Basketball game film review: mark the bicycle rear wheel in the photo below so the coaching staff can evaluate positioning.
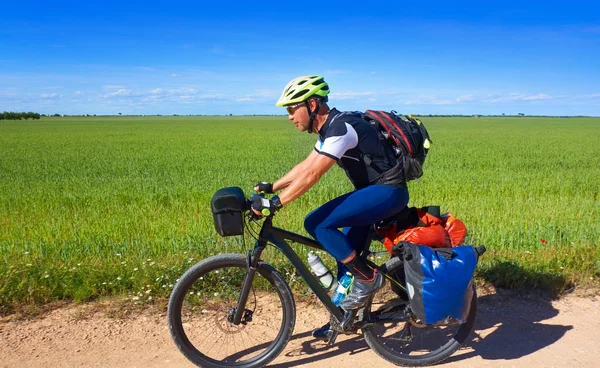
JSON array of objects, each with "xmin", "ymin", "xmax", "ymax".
[
  {"xmin": 363, "ymin": 258, "xmax": 477, "ymax": 366},
  {"xmin": 168, "ymin": 254, "xmax": 296, "ymax": 368}
]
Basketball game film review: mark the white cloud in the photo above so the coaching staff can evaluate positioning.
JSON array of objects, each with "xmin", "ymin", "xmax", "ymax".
[
  {"xmin": 40, "ymin": 93, "xmax": 62, "ymax": 99},
  {"xmin": 150, "ymin": 88, "xmax": 163, "ymax": 94},
  {"xmin": 171, "ymin": 73, "xmax": 179, "ymax": 77},
  {"xmin": 103, "ymin": 89, "xmax": 132, "ymax": 98},
  {"xmin": 522, "ymin": 94, "xmax": 552, "ymax": 101},
  {"xmin": 484, "ymin": 93, "xmax": 553, "ymax": 103},
  {"xmin": 456, "ymin": 95, "xmax": 474, "ymax": 102}
]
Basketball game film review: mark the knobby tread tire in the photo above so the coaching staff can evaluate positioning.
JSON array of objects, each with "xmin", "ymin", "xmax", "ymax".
[{"xmin": 167, "ymin": 253, "xmax": 296, "ymax": 368}]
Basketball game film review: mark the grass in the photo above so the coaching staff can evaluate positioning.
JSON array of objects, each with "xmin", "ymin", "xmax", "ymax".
[{"xmin": 1, "ymin": 115, "xmax": 599, "ymax": 314}]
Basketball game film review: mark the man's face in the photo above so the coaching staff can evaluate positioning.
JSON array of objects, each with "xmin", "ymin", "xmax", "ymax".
[{"xmin": 287, "ymin": 99, "xmax": 316, "ymax": 132}]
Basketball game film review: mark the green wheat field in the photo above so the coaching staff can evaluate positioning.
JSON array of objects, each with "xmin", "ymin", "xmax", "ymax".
[{"xmin": 1, "ymin": 116, "xmax": 599, "ymax": 314}]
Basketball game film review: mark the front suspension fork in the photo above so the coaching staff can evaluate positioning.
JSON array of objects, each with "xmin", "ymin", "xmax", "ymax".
[{"xmin": 232, "ymin": 241, "xmax": 266, "ymax": 325}]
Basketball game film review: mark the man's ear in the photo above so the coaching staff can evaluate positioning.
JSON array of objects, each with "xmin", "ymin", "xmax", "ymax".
[{"xmin": 308, "ymin": 98, "xmax": 319, "ymax": 113}]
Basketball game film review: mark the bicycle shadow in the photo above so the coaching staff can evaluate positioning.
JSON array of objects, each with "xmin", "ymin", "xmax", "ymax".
[
  {"xmin": 445, "ymin": 289, "xmax": 573, "ymax": 363},
  {"xmin": 269, "ymin": 260, "xmax": 574, "ymax": 367},
  {"xmin": 268, "ymin": 330, "xmax": 370, "ymax": 368},
  {"xmin": 445, "ymin": 260, "xmax": 574, "ymax": 363},
  {"xmin": 269, "ymin": 289, "xmax": 573, "ymax": 367}
]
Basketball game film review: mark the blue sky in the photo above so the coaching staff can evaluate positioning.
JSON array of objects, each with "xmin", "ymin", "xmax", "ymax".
[{"xmin": 1, "ymin": 1, "xmax": 599, "ymax": 116}]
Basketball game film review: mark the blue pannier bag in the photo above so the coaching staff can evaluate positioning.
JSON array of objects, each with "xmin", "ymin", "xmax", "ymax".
[{"xmin": 401, "ymin": 242, "xmax": 481, "ymax": 325}]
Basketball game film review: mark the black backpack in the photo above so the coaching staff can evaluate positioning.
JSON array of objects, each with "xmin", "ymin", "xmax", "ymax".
[{"xmin": 362, "ymin": 110, "xmax": 432, "ymax": 181}]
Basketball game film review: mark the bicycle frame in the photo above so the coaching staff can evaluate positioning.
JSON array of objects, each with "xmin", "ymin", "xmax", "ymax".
[{"xmin": 232, "ymin": 216, "xmax": 344, "ymax": 325}]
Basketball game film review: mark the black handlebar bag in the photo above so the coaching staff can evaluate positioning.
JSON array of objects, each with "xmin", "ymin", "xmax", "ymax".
[
  {"xmin": 402, "ymin": 242, "xmax": 478, "ymax": 325},
  {"xmin": 211, "ymin": 187, "xmax": 245, "ymax": 237}
]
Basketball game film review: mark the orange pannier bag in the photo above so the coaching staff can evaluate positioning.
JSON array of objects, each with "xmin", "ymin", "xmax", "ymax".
[
  {"xmin": 376, "ymin": 207, "xmax": 468, "ymax": 254},
  {"xmin": 443, "ymin": 213, "xmax": 467, "ymax": 246}
]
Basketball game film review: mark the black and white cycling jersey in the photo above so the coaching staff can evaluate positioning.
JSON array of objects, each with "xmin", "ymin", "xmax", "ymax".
[{"xmin": 314, "ymin": 108, "xmax": 404, "ymax": 189}]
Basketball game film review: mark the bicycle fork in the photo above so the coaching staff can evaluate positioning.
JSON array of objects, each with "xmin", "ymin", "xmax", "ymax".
[{"xmin": 231, "ymin": 243, "xmax": 266, "ymax": 325}]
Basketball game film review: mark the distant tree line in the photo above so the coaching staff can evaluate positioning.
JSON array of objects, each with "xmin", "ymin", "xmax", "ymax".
[{"xmin": 0, "ymin": 111, "xmax": 41, "ymax": 120}]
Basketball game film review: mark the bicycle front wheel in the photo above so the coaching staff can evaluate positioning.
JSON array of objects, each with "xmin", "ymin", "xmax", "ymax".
[{"xmin": 168, "ymin": 254, "xmax": 296, "ymax": 368}]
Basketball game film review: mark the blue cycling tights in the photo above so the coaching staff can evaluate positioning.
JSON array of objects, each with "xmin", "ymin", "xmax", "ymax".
[{"xmin": 304, "ymin": 184, "xmax": 409, "ymax": 278}]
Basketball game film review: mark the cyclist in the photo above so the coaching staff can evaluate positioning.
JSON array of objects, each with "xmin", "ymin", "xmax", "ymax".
[{"xmin": 251, "ymin": 75, "xmax": 409, "ymax": 338}]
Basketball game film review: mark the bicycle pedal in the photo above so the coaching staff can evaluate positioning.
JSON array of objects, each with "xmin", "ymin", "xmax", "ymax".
[
  {"xmin": 340, "ymin": 309, "xmax": 357, "ymax": 331},
  {"xmin": 311, "ymin": 322, "xmax": 333, "ymax": 341},
  {"xmin": 327, "ymin": 330, "xmax": 339, "ymax": 346}
]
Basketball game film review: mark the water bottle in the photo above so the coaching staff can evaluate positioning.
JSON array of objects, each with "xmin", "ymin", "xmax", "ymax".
[
  {"xmin": 307, "ymin": 252, "xmax": 336, "ymax": 290},
  {"xmin": 331, "ymin": 272, "xmax": 354, "ymax": 306}
]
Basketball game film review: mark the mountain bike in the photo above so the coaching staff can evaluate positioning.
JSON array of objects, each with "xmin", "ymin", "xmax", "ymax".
[{"xmin": 168, "ymin": 188, "xmax": 482, "ymax": 367}]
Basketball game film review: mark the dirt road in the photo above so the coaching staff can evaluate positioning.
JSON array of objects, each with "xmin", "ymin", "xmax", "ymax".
[{"xmin": 1, "ymin": 291, "xmax": 599, "ymax": 368}]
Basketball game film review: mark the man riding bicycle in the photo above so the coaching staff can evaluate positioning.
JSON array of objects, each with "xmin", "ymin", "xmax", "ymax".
[{"xmin": 251, "ymin": 75, "xmax": 409, "ymax": 338}]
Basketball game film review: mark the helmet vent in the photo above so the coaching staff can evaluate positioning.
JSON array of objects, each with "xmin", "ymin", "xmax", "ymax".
[{"xmin": 291, "ymin": 90, "xmax": 309, "ymax": 100}]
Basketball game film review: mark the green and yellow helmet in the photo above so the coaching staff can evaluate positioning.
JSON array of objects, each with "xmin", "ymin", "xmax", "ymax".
[{"xmin": 275, "ymin": 75, "xmax": 330, "ymax": 106}]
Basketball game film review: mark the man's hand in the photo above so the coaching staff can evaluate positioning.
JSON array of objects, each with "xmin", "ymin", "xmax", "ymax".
[
  {"xmin": 254, "ymin": 181, "xmax": 274, "ymax": 194},
  {"xmin": 251, "ymin": 195, "xmax": 283, "ymax": 217}
]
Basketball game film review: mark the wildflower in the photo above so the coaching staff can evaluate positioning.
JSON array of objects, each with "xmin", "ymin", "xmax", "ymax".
[
  {"xmin": 44, "ymin": 274, "xmax": 49, "ymax": 278},
  {"xmin": 116, "ymin": 253, "xmax": 122, "ymax": 257},
  {"xmin": 145, "ymin": 289, "xmax": 151, "ymax": 294},
  {"xmin": 132, "ymin": 296, "xmax": 140, "ymax": 301},
  {"xmin": 213, "ymin": 292, "xmax": 219, "ymax": 297},
  {"xmin": 24, "ymin": 251, "xmax": 30, "ymax": 255},
  {"xmin": 102, "ymin": 282, "xmax": 107, "ymax": 285},
  {"xmin": 117, "ymin": 277, "xmax": 122, "ymax": 281},
  {"xmin": 26, "ymin": 264, "xmax": 32, "ymax": 267},
  {"xmin": 133, "ymin": 268, "xmax": 138, "ymax": 271},
  {"xmin": 147, "ymin": 296, "xmax": 152, "ymax": 301},
  {"xmin": 540, "ymin": 238, "xmax": 547, "ymax": 244}
]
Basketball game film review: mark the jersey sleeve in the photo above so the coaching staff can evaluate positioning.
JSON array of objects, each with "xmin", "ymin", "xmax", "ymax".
[{"xmin": 313, "ymin": 122, "xmax": 359, "ymax": 160}]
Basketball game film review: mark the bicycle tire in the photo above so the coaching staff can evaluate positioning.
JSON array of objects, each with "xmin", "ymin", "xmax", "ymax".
[
  {"xmin": 363, "ymin": 258, "xmax": 477, "ymax": 367},
  {"xmin": 168, "ymin": 254, "xmax": 296, "ymax": 368}
]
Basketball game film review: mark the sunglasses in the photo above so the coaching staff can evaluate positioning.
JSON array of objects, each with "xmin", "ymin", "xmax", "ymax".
[{"xmin": 286, "ymin": 102, "xmax": 305, "ymax": 115}]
